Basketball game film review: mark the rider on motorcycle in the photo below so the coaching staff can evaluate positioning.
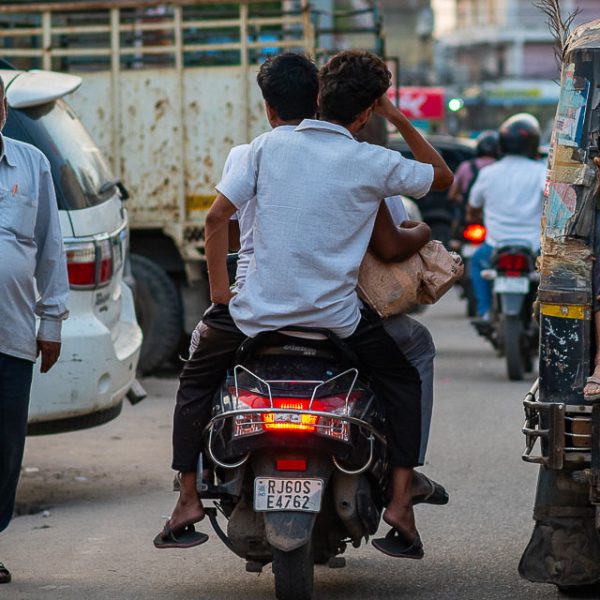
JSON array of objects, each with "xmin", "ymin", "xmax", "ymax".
[
  {"xmin": 448, "ymin": 130, "xmax": 499, "ymax": 207},
  {"xmin": 155, "ymin": 50, "xmax": 453, "ymax": 558},
  {"xmin": 467, "ymin": 113, "xmax": 546, "ymax": 321}
]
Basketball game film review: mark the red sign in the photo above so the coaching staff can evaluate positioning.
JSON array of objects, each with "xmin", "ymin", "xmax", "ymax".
[{"xmin": 387, "ymin": 87, "xmax": 445, "ymax": 121}]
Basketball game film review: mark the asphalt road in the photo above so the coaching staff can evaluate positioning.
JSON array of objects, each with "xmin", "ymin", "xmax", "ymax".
[{"xmin": 1, "ymin": 293, "xmax": 571, "ymax": 600}]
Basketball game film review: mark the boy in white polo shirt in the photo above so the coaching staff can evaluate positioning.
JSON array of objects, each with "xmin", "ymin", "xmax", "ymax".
[{"xmin": 159, "ymin": 51, "xmax": 453, "ymax": 559}]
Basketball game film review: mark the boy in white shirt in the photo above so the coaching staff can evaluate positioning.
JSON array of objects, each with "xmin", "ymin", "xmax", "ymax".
[{"xmin": 158, "ymin": 51, "xmax": 452, "ymax": 559}]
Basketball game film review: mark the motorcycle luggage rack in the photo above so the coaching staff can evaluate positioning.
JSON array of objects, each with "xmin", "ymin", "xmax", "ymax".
[
  {"xmin": 205, "ymin": 365, "xmax": 385, "ymax": 474},
  {"xmin": 522, "ymin": 378, "xmax": 592, "ymax": 469}
]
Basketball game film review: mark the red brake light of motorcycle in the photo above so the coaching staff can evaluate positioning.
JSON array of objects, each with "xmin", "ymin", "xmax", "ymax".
[
  {"xmin": 497, "ymin": 252, "xmax": 528, "ymax": 276},
  {"xmin": 463, "ymin": 223, "xmax": 486, "ymax": 244},
  {"xmin": 231, "ymin": 388, "xmax": 361, "ymax": 442},
  {"xmin": 276, "ymin": 459, "xmax": 307, "ymax": 471}
]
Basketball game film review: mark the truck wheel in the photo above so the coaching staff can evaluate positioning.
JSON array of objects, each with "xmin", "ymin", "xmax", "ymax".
[
  {"xmin": 503, "ymin": 317, "xmax": 524, "ymax": 381},
  {"xmin": 130, "ymin": 254, "xmax": 183, "ymax": 375},
  {"xmin": 272, "ymin": 544, "xmax": 314, "ymax": 600}
]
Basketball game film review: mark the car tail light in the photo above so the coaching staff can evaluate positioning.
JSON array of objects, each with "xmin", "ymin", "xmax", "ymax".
[
  {"xmin": 231, "ymin": 388, "xmax": 361, "ymax": 442},
  {"xmin": 65, "ymin": 238, "xmax": 114, "ymax": 289},
  {"xmin": 463, "ymin": 223, "xmax": 486, "ymax": 244},
  {"xmin": 497, "ymin": 252, "xmax": 528, "ymax": 276}
]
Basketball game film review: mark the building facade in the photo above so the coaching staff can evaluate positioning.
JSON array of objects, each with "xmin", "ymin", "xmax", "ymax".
[{"xmin": 437, "ymin": 0, "xmax": 600, "ymax": 131}]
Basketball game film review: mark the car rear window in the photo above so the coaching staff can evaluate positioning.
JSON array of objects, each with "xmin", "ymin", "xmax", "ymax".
[{"xmin": 4, "ymin": 99, "xmax": 118, "ymax": 210}]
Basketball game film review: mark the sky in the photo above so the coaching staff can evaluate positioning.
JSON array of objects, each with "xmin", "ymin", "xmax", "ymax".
[{"xmin": 432, "ymin": 0, "xmax": 456, "ymax": 35}]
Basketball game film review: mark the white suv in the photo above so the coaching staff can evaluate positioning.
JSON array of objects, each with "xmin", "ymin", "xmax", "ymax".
[{"xmin": 3, "ymin": 69, "xmax": 143, "ymax": 433}]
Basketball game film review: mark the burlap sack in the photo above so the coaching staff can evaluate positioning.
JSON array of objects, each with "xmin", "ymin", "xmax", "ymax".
[{"xmin": 357, "ymin": 240, "xmax": 464, "ymax": 318}]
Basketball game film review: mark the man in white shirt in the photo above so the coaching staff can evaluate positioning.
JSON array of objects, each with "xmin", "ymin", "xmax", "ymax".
[
  {"xmin": 467, "ymin": 113, "xmax": 546, "ymax": 319},
  {"xmin": 0, "ymin": 77, "xmax": 69, "ymax": 584},
  {"xmin": 159, "ymin": 51, "xmax": 453, "ymax": 558}
]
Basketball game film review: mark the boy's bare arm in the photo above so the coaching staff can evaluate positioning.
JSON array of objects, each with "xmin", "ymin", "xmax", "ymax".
[
  {"xmin": 205, "ymin": 193, "xmax": 238, "ymax": 304},
  {"xmin": 374, "ymin": 95, "xmax": 454, "ymax": 191},
  {"xmin": 228, "ymin": 220, "xmax": 241, "ymax": 252},
  {"xmin": 369, "ymin": 202, "xmax": 431, "ymax": 263}
]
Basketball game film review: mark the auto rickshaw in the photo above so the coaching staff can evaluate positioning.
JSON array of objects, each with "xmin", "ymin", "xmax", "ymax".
[{"xmin": 520, "ymin": 18, "xmax": 600, "ymax": 593}]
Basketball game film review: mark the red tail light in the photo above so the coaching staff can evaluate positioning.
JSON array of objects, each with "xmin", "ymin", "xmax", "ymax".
[
  {"xmin": 65, "ymin": 239, "xmax": 113, "ymax": 289},
  {"xmin": 463, "ymin": 223, "xmax": 486, "ymax": 244},
  {"xmin": 232, "ymin": 388, "xmax": 361, "ymax": 441},
  {"xmin": 276, "ymin": 459, "xmax": 307, "ymax": 471},
  {"xmin": 497, "ymin": 252, "xmax": 529, "ymax": 276}
]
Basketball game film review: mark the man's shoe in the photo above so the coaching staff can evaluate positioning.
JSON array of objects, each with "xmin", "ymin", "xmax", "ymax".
[
  {"xmin": 471, "ymin": 314, "xmax": 493, "ymax": 337},
  {"xmin": 0, "ymin": 563, "xmax": 11, "ymax": 584}
]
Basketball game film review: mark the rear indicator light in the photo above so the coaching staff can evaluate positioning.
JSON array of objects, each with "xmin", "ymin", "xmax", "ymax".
[
  {"xmin": 463, "ymin": 223, "xmax": 486, "ymax": 244},
  {"xmin": 65, "ymin": 237, "xmax": 116, "ymax": 289},
  {"xmin": 497, "ymin": 252, "xmax": 528, "ymax": 276},
  {"xmin": 276, "ymin": 459, "xmax": 307, "ymax": 471},
  {"xmin": 98, "ymin": 239, "xmax": 113, "ymax": 284},
  {"xmin": 232, "ymin": 388, "xmax": 360, "ymax": 441}
]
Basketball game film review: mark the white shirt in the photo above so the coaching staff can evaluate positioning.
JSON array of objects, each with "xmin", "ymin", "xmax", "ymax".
[
  {"xmin": 0, "ymin": 135, "xmax": 69, "ymax": 361},
  {"xmin": 226, "ymin": 126, "xmax": 296, "ymax": 289},
  {"xmin": 469, "ymin": 155, "xmax": 546, "ymax": 250},
  {"xmin": 217, "ymin": 119, "xmax": 433, "ymax": 338}
]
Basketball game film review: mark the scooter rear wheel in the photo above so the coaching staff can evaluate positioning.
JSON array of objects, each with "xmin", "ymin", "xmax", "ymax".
[
  {"xmin": 503, "ymin": 317, "xmax": 524, "ymax": 381},
  {"xmin": 272, "ymin": 543, "xmax": 314, "ymax": 600}
]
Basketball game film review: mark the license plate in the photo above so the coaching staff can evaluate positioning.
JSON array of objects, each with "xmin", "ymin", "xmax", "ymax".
[
  {"xmin": 494, "ymin": 276, "xmax": 529, "ymax": 294},
  {"xmin": 254, "ymin": 477, "xmax": 323, "ymax": 513}
]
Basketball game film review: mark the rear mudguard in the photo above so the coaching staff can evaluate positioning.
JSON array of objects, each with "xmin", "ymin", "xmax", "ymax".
[
  {"xmin": 252, "ymin": 451, "xmax": 333, "ymax": 552},
  {"xmin": 499, "ymin": 292, "xmax": 526, "ymax": 317},
  {"xmin": 263, "ymin": 511, "xmax": 317, "ymax": 553}
]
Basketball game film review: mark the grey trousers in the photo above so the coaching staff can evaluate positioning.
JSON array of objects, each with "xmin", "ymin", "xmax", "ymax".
[{"xmin": 383, "ymin": 314, "xmax": 435, "ymax": 465}]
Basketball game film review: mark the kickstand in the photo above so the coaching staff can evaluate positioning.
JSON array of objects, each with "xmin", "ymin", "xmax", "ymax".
[{"xmin": 205, "ymin": 506, "xmax": 235, "ymax": 552}]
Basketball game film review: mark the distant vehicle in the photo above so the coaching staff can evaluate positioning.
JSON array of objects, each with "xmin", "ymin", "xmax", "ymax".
[
  {"xmin": 388, "ymin": 135, "xmax": 476, "ymax": 247},
  {"xmin": 2, "ymin": 68, "xmax": 143, "ymax": 434}
]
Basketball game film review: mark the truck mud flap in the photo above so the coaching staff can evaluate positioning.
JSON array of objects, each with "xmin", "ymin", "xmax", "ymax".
[
  {"xmin": 263, "ymin": 512, "xmax": 317, "ymax": 553},
  {"xmin": 519, "ymin": 514, "xmax": 600, "ymax": 587}
]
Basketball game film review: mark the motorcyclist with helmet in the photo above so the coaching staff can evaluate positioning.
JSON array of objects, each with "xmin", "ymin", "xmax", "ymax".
[
  {"xmin": 448, "ymin": 130, "xmax": 499, "ymax": 207},
  {"xmin": 466, "ymin": 113, "xmax": 546, "ymax": 322}
]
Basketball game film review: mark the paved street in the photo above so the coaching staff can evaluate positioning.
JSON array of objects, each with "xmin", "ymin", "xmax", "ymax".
[{"xmin": 1, "ymin": 292, "xmax": 568, "ymax": 600}]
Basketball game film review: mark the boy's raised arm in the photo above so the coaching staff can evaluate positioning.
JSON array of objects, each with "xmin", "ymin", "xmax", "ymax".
[{"xmin": 374, "ymin": 95, "xmax": 454, "ymax": 191}]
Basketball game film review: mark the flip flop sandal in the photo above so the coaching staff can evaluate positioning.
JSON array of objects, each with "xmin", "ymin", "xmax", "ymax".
[
  {"xmin": 153, "ymin": 522, "xmax": 209, "ymax": 549},
  {"xmin": 412, "ymin": 474, "xmax": 449, "ymax": 506},
  {"xmin": 584, "ymin": 376, "xmax": 600, "ymax": 401},
  {"xmin": 372, "ymin": 529, "xmax": 424, "ymax": 560},
  {"xmin": 0, "ymin": 562, "xmax": 11, "ymax": 584}
]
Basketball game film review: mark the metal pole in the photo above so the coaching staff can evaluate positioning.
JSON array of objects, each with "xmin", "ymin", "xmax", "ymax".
[{"xmin": 110, "ymin": 7, "xmax": 121, "ymax": 178}]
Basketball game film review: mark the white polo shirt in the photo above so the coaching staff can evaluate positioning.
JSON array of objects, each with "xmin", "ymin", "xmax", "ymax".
[
  {"xmin": 217, "ymin": 119, "xmax": 433, "ymax": 338},
  {"xmin": 469, "ymin": 155, "xmax": 546, "ymax": 250}
]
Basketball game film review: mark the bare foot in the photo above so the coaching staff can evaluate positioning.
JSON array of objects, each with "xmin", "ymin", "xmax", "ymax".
[
  {"xmin": 382, "ymin": 503, "xmax": 417, "ymax": 541},
  {"xmin": 584, "ymin": 368, "xmax": 600, "ymax": 400},
  {"xmin": 168, "ymin": 493, "xmax": 205, "ymax": 533}
]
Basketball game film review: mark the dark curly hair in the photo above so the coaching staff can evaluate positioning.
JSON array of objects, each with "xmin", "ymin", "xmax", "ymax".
[
  {"xmin": 318, "ymin": 50, "xmax": 391, "ymax": 125},
  {"xmin": 257, "ymin": 52, "xmax": 318, "ymax": 121}
]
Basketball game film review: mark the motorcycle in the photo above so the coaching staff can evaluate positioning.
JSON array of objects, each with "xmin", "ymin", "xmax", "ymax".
[
  {"xmin": 451, "ymin": 223, "xmax": 487, "ymax": 318},
  {"xmin": 197, "ymin": 329, "xmax": 391, "ymax": 600},
  {"xmin": 472, "ymin": 242, "xmax": 539, "ymax": 381}
]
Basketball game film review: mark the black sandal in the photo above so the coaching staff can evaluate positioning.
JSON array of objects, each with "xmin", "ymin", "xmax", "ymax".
[
  {"xmin": 372, "ymin": 529, "xmax": 424, "ymax": 559},
  {"xmin": 153, "ymin": 521, "xmax": 209, "ymax": 549},
  {"xmin": 0, "ymin": 562, "xmax": 11, "ymax": 584}
]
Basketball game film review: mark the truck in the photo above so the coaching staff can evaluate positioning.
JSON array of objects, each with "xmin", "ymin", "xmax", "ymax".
[{"xmin": 0, "ymin": 0, "xmax": 316, "ymax": 372}]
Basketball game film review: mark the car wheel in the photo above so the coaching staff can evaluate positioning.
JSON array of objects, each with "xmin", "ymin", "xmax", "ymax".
[{"xmin": 130, "ymin": 254, "xmax": 183, "ymax": 375}]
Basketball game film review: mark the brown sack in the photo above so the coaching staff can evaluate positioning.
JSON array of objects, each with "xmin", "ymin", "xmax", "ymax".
[{"xmin": 357, "ymin": 240, "xmax": 464, "ymax": 318}]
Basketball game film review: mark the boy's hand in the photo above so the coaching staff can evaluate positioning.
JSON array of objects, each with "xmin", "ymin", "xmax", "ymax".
[{"xmin": 373, "ymin": 93, "xmax": 401, "ymax": 121}]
